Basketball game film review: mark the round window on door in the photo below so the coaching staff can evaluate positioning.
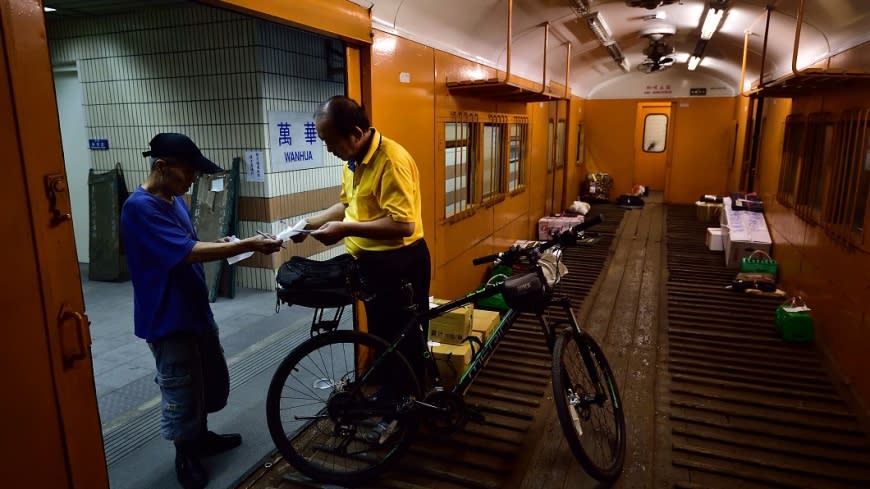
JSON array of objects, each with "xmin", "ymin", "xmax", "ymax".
[{"xmin": 643, "ymin": 113, "xmax": 668, "ymax": 153}]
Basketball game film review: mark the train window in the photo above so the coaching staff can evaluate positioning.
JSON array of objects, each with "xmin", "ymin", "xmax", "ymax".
[
  {"xmin": 852, "ymin": 114, "xmax": 870, "ymax": 241},
  {"xmin": 576, "ymin": 124, "xmax": 585, "ymax": 166},
  {"xmin": 822, "ymin": 108, "xmax": 870, "ymax": 247},
  {"xmin": 794, "ymin": 113, "xmax": 833, "ymax": 222},
  {"xmin": 777, "ymin": 114, "xmax": 805, "ymax": 208},
  {"xmin": 643, "ymin": 114, "xmax": 668, "ymax": 153},
  {"xmin": 483, "ymin": 121, "xmax": 506, "ymax": 201},
  {"xmin": 556, "ymin": 120, "xmax": 566, "ymax": 168},
  {"xmin": 444, "ymin": 120, "xmax": 477, "ymax": 219},
  {"xmin": 508, "ymin": 121, "xmax": 528, "ymax": 192}
]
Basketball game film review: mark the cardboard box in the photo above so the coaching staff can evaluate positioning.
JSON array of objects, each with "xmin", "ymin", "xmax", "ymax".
[
  {"xmin": 430, "ymin": 341, "xmax": 472, "ymax": 388},
  {"xmin": 721, "ymin": 197, "xmax": 772, "ymax": 268},
  {"xmin": 471, "ymin": 309, "xmax": 500, "ymax": 343},
  {"xmin": 706, "ymin": 227, "xmax": 723, "ymax": 251},
  {"xmin": 724, "ymin": 238, "xmax": 771, "ymax": 268},
  {"xmin": 695, "ymin": 201, "xmax": 723, "ymax": 223},
  {"xmin": 537, "ymin": 215, "xmax": 584, "ymax": 240},
  {"xmin": 428, "ymin": 298, "xmax": 473, "ymax": 345}
]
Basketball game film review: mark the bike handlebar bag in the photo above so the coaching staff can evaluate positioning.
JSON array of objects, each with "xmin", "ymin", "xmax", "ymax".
[
  {"xmin": 501, "ymin": 269, "xmax": 549, "ymax": 313},
  {"xmin": 276, "ymin": 253, "xmax": 355, "ymax": 308}
]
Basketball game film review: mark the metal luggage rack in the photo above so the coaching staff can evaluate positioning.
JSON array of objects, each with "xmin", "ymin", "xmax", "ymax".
[{"xmin": 275, "ymin": 287, "xmax": 356, "ymax": 337}]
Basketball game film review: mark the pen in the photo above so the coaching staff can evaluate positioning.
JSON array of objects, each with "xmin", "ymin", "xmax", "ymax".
[{"xmin": 256, "ymin": 230, "xmax": 286, "ymax": 248}]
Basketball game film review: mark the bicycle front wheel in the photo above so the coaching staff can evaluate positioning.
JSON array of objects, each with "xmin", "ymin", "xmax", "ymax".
[
  {"xmin": 266, "ymin": 330, "xmax": 421, "ymax": 485},
  {"xmin": 551, "ymin": 329, "xmax": 626, "ymax": 482}
]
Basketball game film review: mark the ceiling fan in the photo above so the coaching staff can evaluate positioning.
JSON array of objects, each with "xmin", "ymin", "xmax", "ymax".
[
  {"xmin": 637, "ymin": 39, "xmax": 676, "ymax": 73},
  {"xmin": 625, "ymin": 0, "xmax": 680, "ymax": 9}
]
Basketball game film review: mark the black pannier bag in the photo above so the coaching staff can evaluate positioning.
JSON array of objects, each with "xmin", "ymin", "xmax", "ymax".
[
  {"xmin": 276, "ymin": 254, "xmax": 355, "ymax": 308},
  {"xmin": 501, "ymin": 269, "xmax": 550, "ymax": 313},
  {"xmin": 729, "ymin": 191, "xmax": 764, "ymax": 212},
  {"xmin": 617, "ymin": 194, "xmax": 645, "ymax": 209}
]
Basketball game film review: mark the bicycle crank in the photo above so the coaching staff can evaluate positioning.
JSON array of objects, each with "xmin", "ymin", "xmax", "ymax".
[{"xmin": 420, "ymin": 390, "xmax": 470, "ymax": 434}]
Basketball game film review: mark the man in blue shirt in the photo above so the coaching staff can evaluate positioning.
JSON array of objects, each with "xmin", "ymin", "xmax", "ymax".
[{"xmin": 121, "ymin": 133, "xmax": 282, "ymax": 489}]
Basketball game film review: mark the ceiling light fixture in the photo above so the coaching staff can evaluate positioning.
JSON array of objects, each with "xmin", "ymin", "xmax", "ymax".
[
  {"xmin": 586, "ymin": 12, "xmax": 614, "ymax": 46},
  {"xmin": 688, "ymin": 55, "xmax": 701, "ymax": 71},
  {"xmin": 573, "ymin": 4, "xmax": 629, "ymax": 72},
  {"xmin": 700, "ymin": 6, "xmax": 724, "ymax": 40},
  {"xmin": 44, "ymin": 6, "xmax": 56, "ymax": 12}
]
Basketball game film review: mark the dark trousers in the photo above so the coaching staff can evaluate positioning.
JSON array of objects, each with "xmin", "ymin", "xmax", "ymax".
[{"xmin": 356, "ymin": 238, "xmax": 431, "ymax": 382}]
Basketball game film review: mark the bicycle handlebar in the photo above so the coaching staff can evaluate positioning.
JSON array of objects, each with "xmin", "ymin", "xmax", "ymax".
[
  {"xmin": 471, "ymin": 213, "xmax": 604, "ymax": 266},
  {"xmin": 472, "ymin": 253, "xmax": 502, "ymax": 266}
]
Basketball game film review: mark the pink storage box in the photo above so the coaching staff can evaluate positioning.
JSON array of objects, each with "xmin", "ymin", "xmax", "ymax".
[{"xmin": 537, "ymin": 215, "xmax": 585, "ymax": 240}]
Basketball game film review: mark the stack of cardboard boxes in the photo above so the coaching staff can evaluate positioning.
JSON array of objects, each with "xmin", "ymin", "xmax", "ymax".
[
  {"xmin": 428, "ymin": 298, "xmax": 501, "ymax": 387},
  {"xmin": 720, "ymin": 196, "xmax": 772, "ymax": 267}
]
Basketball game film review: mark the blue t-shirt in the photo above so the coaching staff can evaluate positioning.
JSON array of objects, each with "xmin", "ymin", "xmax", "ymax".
[{"xmin": 120, "ymin": 187, "xmax": 214, "ymax": 342}]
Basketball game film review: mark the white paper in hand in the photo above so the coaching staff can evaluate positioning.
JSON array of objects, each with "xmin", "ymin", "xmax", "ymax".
[
  {"xmin": 276, "ymin": 219, "xmax": 309, "ymax": 241},
  {"xmin": 226, "ymin": 235, "xmax": 254, "ymax": 265}
]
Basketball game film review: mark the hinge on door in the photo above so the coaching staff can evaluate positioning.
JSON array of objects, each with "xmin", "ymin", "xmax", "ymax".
[{"xmin": 45, "ymin": 173, "xmax": 72, "ymax": 226}]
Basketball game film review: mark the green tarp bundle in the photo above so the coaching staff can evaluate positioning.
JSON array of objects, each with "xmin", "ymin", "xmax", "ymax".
[{"xmin": 88, "ymin": 163, "xmax": 129, "ymax": 281}]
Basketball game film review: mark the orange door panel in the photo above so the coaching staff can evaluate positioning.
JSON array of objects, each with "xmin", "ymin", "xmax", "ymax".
[
  {"xmin": 1, "ymin": 1, "xmax": 108, "ymax": 487},
  {"xmin": 634, "ymin": 102, "xmax": 672, "ymax": 191}
]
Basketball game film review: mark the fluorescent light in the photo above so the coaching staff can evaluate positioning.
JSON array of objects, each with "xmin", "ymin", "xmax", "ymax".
[
  {"xmin": 688, "ymin": 55, "xmax": 701, "ymax": 71},
  {"xmin": 44, "ymin": 6, "xmax": 56, "ymax": 12},
  {"xmin": 606, "ymin": 43, "xmax": 624, "ymax": 62},
  {"xmin": 587, "ymin": 13, "xmax": 613, "ymax": 46},
  {"xmin": 700, "ymin": 7, "xmax": 724, "ymax": 40}
]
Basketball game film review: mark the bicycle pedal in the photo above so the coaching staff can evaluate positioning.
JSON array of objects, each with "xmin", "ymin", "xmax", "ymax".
[{"xmin": 466, "ymin": 406, "xmax": 485, "ymax": 424}]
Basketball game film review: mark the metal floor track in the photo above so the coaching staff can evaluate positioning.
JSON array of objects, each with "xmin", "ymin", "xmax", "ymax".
[
  {"xmin": 665, "ymin": 205, "xmax": 870, "ymax": 489},
  {"xmin": 238, "ymin": 205, "xmax": 626, "ymax": 489}
]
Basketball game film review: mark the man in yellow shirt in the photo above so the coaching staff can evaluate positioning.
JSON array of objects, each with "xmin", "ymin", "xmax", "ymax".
[{"xmin": 301, "ymin": 96, "xmax": 430, "ymax": 441}]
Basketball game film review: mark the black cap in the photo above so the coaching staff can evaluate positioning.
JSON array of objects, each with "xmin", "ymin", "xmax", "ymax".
[{"xmin": 142, "ymin": 133, "xmax": 222, "ymax": 174}]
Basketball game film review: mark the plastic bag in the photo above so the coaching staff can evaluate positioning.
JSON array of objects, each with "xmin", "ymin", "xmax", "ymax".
[{"xmin": 775, "ymin": 296, "xmax": 814, "ymax": 343}]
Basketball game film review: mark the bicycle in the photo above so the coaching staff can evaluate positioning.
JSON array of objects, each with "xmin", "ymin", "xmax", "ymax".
[{"xmin": 266, "ymin": 214, "xmax": 626, "ymax": 485}]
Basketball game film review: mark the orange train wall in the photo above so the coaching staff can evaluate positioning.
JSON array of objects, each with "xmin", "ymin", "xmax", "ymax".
[
  {"xmin": 584, "ymin": 97, "xmax": 736, "ymax": 203},
  {"xmin": 369, "ymin": 30, "xmax": 574, "ymax": 299},
  {"xmin": 755, "ymin": 88, "xmax": 870, "ymax": 414}
]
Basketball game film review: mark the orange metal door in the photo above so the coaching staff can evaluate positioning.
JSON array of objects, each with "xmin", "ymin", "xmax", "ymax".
[
  {"xmin": 634, "ymin": 102, "xmax": 672, "ymax": 191},
  {"xmin": 1, "ymin": 1, "xmax": 108, "ymax": 487}
]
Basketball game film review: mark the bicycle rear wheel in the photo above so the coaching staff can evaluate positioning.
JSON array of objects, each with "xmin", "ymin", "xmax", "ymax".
[
  {"xmin": 551, "ymin": 329, "xmax": 626, "ymax": 482},
  {"xmin": 266, "ymin": 330, "xmax": 421, "ymax": 485}
]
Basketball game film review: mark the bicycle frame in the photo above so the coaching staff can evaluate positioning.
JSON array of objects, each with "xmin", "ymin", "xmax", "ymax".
[
  {"xmin": 347, "ymin": 215, "xmax": 606, "ymax": 413},
  {"xmin": 362, "ymin": 267, "xmax": 585, "ymax": 400},
  {"xmin": 266, "ymin": 213, "xmax": 625, "ymax": 486}
]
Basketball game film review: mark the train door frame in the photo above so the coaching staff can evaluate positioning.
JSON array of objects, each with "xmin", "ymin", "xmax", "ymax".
[
  {"xmin": 1, "ymin": 1, "xmax": 108, "ymax": 486},
  {"xmin": 634, "ymin": 101, "xmax": 673, "ymax": 193}
]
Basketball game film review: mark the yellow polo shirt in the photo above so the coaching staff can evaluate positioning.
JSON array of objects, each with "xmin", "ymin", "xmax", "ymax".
[{"xmin": 340, "ymin": 128, "xmax": 424, "ymax": 257}]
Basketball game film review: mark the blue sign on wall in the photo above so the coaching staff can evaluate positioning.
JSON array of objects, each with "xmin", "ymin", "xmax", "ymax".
[{"xmin": 88, "ymin": 139, "xmax": 109, "ymax": 150}]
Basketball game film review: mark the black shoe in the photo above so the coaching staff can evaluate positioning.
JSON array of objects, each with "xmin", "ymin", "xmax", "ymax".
[
  {"xmin": 175, "ymin": 448, "xmax": 208, "ymax": 489},
  {"xmin": 363, "ymin": 419, "xmax": 399, "ymax": 445},
  {"xmin": 198, "ymin": 431, "xmax": 242, "ymax": 456}
]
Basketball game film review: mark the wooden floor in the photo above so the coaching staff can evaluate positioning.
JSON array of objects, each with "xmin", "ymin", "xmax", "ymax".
[
  {"xmin": 237, "ymin": 196, "xmax": 870, "ymax": 489},
  {"xmin": 236, "ymin": 198, "xmax": 664, "ymax": 489},
  {"xmin": 515, "ymin": 196, "xmax": 666, "ymax": 489}
]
